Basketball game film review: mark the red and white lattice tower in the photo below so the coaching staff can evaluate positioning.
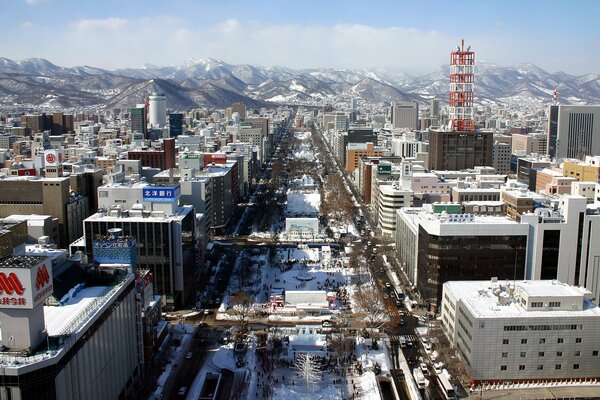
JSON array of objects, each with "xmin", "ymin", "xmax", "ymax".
[{"xmin": 449, "ymin": 39, "xmax": 475, "ymax": 132}]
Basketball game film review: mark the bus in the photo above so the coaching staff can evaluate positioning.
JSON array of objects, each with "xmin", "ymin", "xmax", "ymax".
[
  {"xmin": 412, "ymin": 368, "xmax": 427, "ymax": 389},
  {"xmin": 436, "ymin": 370, "xmax": 456, "ymax": 400}
]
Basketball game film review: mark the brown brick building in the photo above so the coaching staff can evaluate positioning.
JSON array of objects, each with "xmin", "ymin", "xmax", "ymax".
[{"xmin": 428, "ymin": 130, "xmax": 493, "ymax": 171}]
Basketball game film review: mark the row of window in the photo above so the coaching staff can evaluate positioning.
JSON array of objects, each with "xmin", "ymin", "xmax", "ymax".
[
  {"xmin": 501, "ymin": 350, "xmax": 598, "ymax": 358},
  {"xmin": 501, "ymin": 364, "xmax": 580, "ymax": 371},
  {"xmin": 530, "ymin": 301, "xmax": 561, "ymax": 308},
  {"xmin": 503, "ymin": 324, "xmax": 582, "ymax": 331},
  {"xmin": 502, "ymin": 338, "xmax": 584, "ymax": 345}
]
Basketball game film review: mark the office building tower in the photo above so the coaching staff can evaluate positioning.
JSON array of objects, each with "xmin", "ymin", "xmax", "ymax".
[
  {"xmin": 396, "ymin": 205, "xmax": 527, "ymax": 307},
  {"xmin": 0, "ymin": 255, "xmax": 141, "ymax": 399},
  {"xmin": 148, "ymin": 93, "xmax": 167, "ymax": 128},
  {"xmin": 493, "ymin": 140, "xmax": 511, "ymax": 175},
  {"xmin": 431, "ymin": 98, "xmax": 440, "ymax": 121},
  {"xmin": 547, "ymin": 105, "xmax": 559, "ymax": 158},
  {"xmin": 555, "ymin": 105, "xmax": 600, "ymax": 159},
  {"xmin": 441, "ymin": 280, "xmax": 600, "ymax": 384},
  {"xmin": 231, "ymin": 102, "xmax": 246, "ymax": 120},
  {"xmin": 51, "ymin": 112, "xmax": 64, "ymax": 135},
  {"xmin": 168, "ymin": 113, "xmax": 184, "ymax": 137},
  {"xmin": 130, "ymin": 105, "xmax": 147, "ymax": 136},
  {"xmin": 391, "ymin": 101, "xmax": 419, "ymax": 130},
  {"xmin": 512, "ymin": 133, "xmax": 548, "ymax": 155},
  {"xmin": 428, "ymin": 129, "xmax": 493, "ymax": 170}
]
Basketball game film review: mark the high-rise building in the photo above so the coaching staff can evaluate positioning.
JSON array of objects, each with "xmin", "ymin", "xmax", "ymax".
[
  {"xmin": 441, "ymin": 280, "xmax": 600, "ymax": 384},
  {"xmin": 130, "ymin": 105, "xmax": 147, "ymax": 135},
  {"xmin": 391, "ymin": 101, "xmax": 419, "ymax": 130},
  {"xmin": 547, "ymin": 105, "xmax": 559, "ymax": 158},
  {"xmin": 554, "ymin": 105, "xmax": 600, "ymax": 159},
  {"xmin": 430, "ymin": 98, "xmax": 440, "ymax": 121},
  {"xmin": 512, "ymin": 133, "xmax": 548, "ymax": 155},
  {"xmin": 231, "ymin": 102, "xmax": 246, "ymax": 120},
  {"xmin": 168, "ymin": 113, "xmax": 184, "ymax": 137},
  {"xmin": 148, "ymin": 93, "xmax": 167, "ymax": 128},
  {"xmin": 428, "ymin": 129, "xmax": 493, "ymax": 170},
  {"xmin": 396, "ymin": 205, "xmax": 528, "ymax": 307},
  {"xmin": 492, "ymin": 140, "xmax": 511, "ymax": 175},
  {"xmin": 51, "ymin": 112, "xmax": 64, "ymax": 135},
  {"xmin": 0, "ymin": 256, "xmax": 141, "ymax": 399}
]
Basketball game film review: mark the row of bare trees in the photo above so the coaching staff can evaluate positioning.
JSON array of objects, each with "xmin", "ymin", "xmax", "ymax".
[{"xmin": 320, "ymin": 173, "xmax": 355, "ymax": 225}]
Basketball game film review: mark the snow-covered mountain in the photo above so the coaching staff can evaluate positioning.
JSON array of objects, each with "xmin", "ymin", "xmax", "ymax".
[{"xmin": 0, "ymin": 57, "xmax": 598, "ymax": 109}]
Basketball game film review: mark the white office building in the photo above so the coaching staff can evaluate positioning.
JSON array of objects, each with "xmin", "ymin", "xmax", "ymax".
[
  {"xmin": 391, "ymin": 101, "xmax": 419, "ymax": 130},
  {"xmin": 148, "ymin": 93, "xmax": 167, "ymax": 128},
  {"xmin": 441, "ymin": 279, "xmax": 600, "ymax": 383},
  {"xmin": 377, "ymin": 183, "xmax": 413, "ymax": 237}
]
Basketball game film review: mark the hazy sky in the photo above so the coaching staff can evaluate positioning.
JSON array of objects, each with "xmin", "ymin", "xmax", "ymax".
[{"xmin": 1, "ymin": 0, "xmax": 599, "ymax": 75}]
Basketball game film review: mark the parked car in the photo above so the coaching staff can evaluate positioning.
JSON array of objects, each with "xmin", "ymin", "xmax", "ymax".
[{"xmin": 420, "ymin": 362, "xmax": 429, "ymax": 375}]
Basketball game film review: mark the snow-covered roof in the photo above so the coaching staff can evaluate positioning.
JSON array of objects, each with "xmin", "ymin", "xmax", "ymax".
[{"xmin": 285, "ymin": 290, "xmax": 328, "ymax": 306}]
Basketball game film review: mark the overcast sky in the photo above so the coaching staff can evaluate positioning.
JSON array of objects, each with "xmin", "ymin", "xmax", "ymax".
[{"xmin": 1, "ymin": 0, "xmax": 599, "ymax": 75}]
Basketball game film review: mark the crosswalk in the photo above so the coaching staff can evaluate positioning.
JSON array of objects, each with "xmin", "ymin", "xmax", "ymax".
[
  {"xmin": 389, "ymin": 334, "xmax": 417, "ymax": 342},
  {"xmin": 195, "ymin": 329, "xmax": 224, "ymax": 341}
]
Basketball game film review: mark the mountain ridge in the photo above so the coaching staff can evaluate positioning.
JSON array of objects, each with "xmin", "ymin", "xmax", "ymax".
[{"xmin": 0, "ymin": 57, "xmax": 598, "ymax": 110}]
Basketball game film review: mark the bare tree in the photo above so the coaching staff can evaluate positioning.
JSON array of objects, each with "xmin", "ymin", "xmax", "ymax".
[
  {"xmin": 227, "ymin": 290, "xmax": 254, "ymax": 335},
  {"xmin": 347, "ymin": 246, "xmax": 370, "ymax": 285},
  {"xmin": 293, "ymin": 353, "xmax": 322, "ymax": 391},
  {"xmin": 353, "ymin": 284, "xmax": 387, "ymax": 344}
]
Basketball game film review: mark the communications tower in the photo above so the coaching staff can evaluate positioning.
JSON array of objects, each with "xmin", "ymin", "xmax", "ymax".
[{"xmin": 449, "ymin": 39, "xmax": 475, "ymax": 132}]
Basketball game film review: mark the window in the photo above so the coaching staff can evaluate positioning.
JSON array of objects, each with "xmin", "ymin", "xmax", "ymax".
[
  {"xmin": 558, "ymin": 338, "xmax": 564, "ymax": 344},
  {"xmin": 557, "ymin": 352, "xmax": 563, "ymax": 357},
  {"xmin": 500, "ymin": 365, "xmax": 507, "ymax": 371},
  {"xmin": 576, "ymin": 338, "xmax": 582, "ymax": 343},
  {"xmin": 593, "ymin": 350, "xmax": 599, "ymax": 356},
  {"xmin": 537, "ymin": 365, "xmax": 544, "ymax": 370},
  {"xmin": 555, "ymin": 364, "xmax": 562, "ymax": 370},
  {"xmin": 503, "ymin": 339, "xmax": 509, "ymax": 345},
  {"xmin": 549, "ymin": 301, "xmax": 561, "ymax": 307},
  {"xmin": 531, "ymin": 301, "xmax": 543, "ymax": 308},
  {"xmin": 575, "ymin": 351, "xmax": 581, "ymax": 357},
  {"xmin": 539, "ymin": 338, "xmax": 546, "ymax": 344},
  {"xmin": 574, "ymin": 364, "xmax": 580, "ymax": 370},
  {"xmin": 538, "ymin": 352, "xmax": 545, "ymax": 357},
  {"xmin": 521, "ymin": 339, "xmax": 528, "ymax": 344},
  {"xmin": 519, "ymin": 365, "xmax": 525, "ymax": 370},
  {"xmin": 501, "ymin": 352, "xmax": 508, "ymax": 358},
  {"xmin": 520, "ymin": 352, "xmax": 527, "ymax": 357}
]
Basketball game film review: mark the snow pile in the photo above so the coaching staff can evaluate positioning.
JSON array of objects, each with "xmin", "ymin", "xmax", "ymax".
[
  {"xmin": 271, "ymin": 385, "xmax": 341, "ymax": 400},
  {"xmin": 285, "ymin": 191, "xmax": 320, "ymax": 217}
]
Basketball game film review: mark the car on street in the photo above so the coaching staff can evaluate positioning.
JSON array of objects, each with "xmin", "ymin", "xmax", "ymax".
[
  {"xmin": 420, "ymin": 362, "xmax": 429, "ymax": 375},
  {"xmin": 185, "ymin": 352, "xmax": 193, "ymax": 359},
  {"xmin": 434, "ymin": 361, "xmax": 444, "ymax": 375},
  {"xmin": 178, "ymin": 387, "xmax": 187, "ymax": 396}
]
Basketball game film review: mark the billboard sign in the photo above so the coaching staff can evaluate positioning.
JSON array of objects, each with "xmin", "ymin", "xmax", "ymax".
[
  {"xmin": 16, "ymin": 168, "xmax": 37, "ymax": 177},
  {"xmin": 44, "ymin": 150, "xmax": 63, "ymax": 167},
  {"xmin": 142, "ymin": 185, "xmax": 181, "ymax": 203},
  {"xmin": 0, "ymin": 259, "xmax": 53, "ymax": 309},
  {"xmin": 377, "ymin": 165, "xmax": 392, "ymax": 175}
]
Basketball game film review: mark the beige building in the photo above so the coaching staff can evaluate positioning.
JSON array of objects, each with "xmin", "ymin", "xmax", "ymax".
[
  {"xmin": 511, "ymin": 132, "xmax": 548, "ymax": 155},
  {"xmin": 563, "ymin": 156, "xmax": 600, "ymax": 184}
]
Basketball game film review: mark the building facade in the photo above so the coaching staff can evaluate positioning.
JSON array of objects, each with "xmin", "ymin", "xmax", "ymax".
[
  {"xmin": 441, "ymin": 280, "xmax": 600, "ymax": 383},
  {"xmin": 428, "ymin": 130, "xmax": 493, "ymax": 171}
]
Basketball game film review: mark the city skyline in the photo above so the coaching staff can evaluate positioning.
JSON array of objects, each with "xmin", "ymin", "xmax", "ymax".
[{"xmin": 1, "ymin": 0, "xmax": 599, "ymax": 75}]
